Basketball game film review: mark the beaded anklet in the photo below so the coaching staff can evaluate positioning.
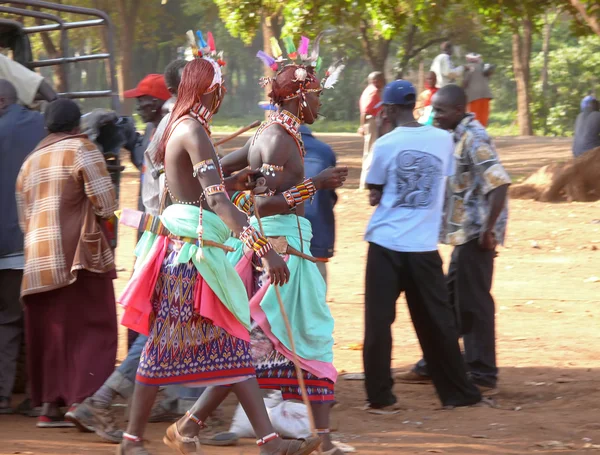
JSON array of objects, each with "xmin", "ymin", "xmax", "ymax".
[
  {"xmin": 185, "ymin": 411, "xmax": 207, "ymax": 429},
  {"xmin": 256, "ymin": 432, "xmax": 279, "ymax": 446}
]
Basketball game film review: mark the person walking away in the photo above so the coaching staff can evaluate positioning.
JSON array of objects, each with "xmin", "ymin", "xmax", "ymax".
[
  {"xmin": 430, "ymin": 42, "xmax": 465, "ymax": 89},
  {"xmin": 362, "ymin": 80, "xmax": 482, "ymax": 413},
  {"xmin": 463, "ymin": 53, "xmax": 493, "ymax": 127},
  {"xmin": 117, "ymin": 51, "xmax": 319, "ymax": 455},
  {"xmin": 66, "ymin": 60, "xmax": 198, "ymax": 444},
  {"xmin": 415, "ymin": 71, "xmax": 438, "ymax": 124},
  {"xmin": 16, "ymin": 99, "xmax": 118, "ymax": 427},
  {"xmin": 301, "ymin": 124, "xmax": 337, "ymax": 285},
  {"xmin": 573, "ymin": 99, "xmax": 600, "ymax": 158},
  {"xmin": 397, "ymin": 84, "xmax": 510, "ymax": 395},
  {"xmin": 0, "ymin": 80, "xmax": 46, "ymax": 414},
  {"xmin": 358, "ymin": 72, "xmax": 385, "ymax": 189}
]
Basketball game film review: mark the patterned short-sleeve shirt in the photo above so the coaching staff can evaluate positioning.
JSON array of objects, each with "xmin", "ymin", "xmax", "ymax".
[{"xmin": 441, "ymin": 114, "xmax": 511, "ymax": 246}]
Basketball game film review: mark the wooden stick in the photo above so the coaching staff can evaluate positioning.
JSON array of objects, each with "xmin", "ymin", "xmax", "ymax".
[
  {"xmin": 214, "ymin": 120, "xmax": 261, "ymax": 147},
  {"xmin": 251, "ymin": 194, "xmax": 320, "ymax": 450}
]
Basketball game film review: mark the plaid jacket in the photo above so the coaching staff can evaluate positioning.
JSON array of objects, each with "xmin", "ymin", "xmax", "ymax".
[{"xmin": 16, "ymin": 133, "xmax": 117, "ymax": 297}]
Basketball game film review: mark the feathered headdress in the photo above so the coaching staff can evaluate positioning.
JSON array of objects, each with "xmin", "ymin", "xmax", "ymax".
[
  {"xmin": 256, "ymin": 30, "xmax": 345, "ymax": 97},
  {"xmin": 186, "ymin": 29, "xmax": 226, "ymax": 93}
]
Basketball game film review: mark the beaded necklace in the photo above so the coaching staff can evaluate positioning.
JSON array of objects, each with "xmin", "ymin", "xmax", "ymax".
[
  {"xmin": 164, "ymin": 104, "xmax": 223, "ymax": 207},
  {"xmin": 253, "ymin": 110, "xmax": 305, "ymax": 160}
]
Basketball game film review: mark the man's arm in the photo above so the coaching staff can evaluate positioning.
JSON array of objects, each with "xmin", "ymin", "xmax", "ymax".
[
  {"xmin": 220, "ymin": 137, "xmax": 251, "ymax": 176},
  {"xmin": 15, "ymin": 168, "xmax": 27, "ymax": 233},
  {"xmin": 37, "ymin": 80, "xmax": 58, "ymax": 102},
  {"xmin": 441, "ymin": 55, "xmax": 464, "ymax": 81},
  {"xmin": 365, "ymin": 141, "xmax": 387, "ymax": 206},
  {"xmin": 75, "ymin": 142, "xmax": 118, "ymax": 219},
  {"xmin": 183, "ymin": 122, "xmax": 290, "ymax": 285},
  {"xmin": 468, "ymin": 138, "xmax": 511, "ymax": 250}
]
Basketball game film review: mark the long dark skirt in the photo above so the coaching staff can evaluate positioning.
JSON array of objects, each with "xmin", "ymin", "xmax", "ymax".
[{"xmin": 23, "ymin": 270, "xmax": 118, "ymax": 407}]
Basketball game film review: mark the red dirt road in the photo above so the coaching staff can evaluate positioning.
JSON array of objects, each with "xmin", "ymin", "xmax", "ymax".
[{"xmin": 3, "ymin": 135, "xmax": 600, "ymax": 455}]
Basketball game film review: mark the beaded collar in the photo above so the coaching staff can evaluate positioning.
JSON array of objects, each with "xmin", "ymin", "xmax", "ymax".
[
  {"xmin": 254, "ymin": 110, "xmax": 305, "ymax": 159},
  {"xmin": 189, "ymin": 103, "xmax": 213, "ymax": 134}
]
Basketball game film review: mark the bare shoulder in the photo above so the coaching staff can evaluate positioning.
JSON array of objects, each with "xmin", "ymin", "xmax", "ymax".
[{"xmin": 252, "ymin": 124, "xmax": 299, "ymax": 166}]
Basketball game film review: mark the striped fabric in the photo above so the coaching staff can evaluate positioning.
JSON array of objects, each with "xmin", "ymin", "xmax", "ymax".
[{"xmin": 16, "ymin": 134, "xmax": 117, "ymax": 296}]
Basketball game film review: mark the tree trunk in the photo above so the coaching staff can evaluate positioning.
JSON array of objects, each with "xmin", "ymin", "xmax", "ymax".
[
  {"xmin": 396, "ymin": 25, "xmax": 418, "ymax": 79},
  {"xmin": 512, "ymin": 18, "xmax": 533, "ymax": 136},
  {"xmin": 540, "ymin": 12, "xmax": 558, "ymax": 134},
  {"xmin": 568, "ymin": 0, "xmax": 600, "ymax": 36},
  {"xmin": 117, "ymin": 0, "xmax": 141, "ymax": 115},
  {"xmin": 359, "ymin": 20, "xmax": 390, "ymax": 74}
]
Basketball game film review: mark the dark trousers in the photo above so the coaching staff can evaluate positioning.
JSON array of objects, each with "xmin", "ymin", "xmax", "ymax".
[
  {"xmin": 414, "ymin": 239, "xmax": 498, "ymax": 385},
  {"xmin": 363, "ymin": 243, "xmax": 481, "ymax": 408},
  {"xmin": 0, "ymin": 270, "xmax": 23, "ymax": 398}
]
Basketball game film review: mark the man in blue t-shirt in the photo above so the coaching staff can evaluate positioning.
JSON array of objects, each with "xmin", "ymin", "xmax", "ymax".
[
  {"xmin": 301, "ymin": 125, "xmax": 337, "ymax": 285},
  {"xmin": 362, "ymin": 80, "xmax": 481, "ymax": 413}
]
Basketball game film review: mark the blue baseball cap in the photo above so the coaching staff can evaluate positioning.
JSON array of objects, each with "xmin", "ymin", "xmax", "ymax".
[{"xmin": 376, "ymin": 79, "xmax": 416, "ymax": 107}]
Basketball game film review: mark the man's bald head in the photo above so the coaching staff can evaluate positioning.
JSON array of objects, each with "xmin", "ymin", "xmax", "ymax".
[
  {"xmin": 0, "ymin": 79, "xmax": 18, "ymax": 114},
  {"xmin": 432, "ymin": 84, "xmax": 468, "ymax": 131},
  {"xmin": 441, "ymin": 41, "xmax": 453, "ymax": 55},
  {"xmin": 369, "ymin": 71, "xmax": 385, "ymax": 89}
]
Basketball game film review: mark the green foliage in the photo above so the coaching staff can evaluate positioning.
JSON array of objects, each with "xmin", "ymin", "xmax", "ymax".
[{"xmin": 530, "ymin": 34, "xmax": 600, "ymax": 136}]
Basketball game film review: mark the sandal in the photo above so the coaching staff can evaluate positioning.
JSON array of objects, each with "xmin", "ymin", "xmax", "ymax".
[{"xmin": 163, "ymin": 422, "xmax": 202, "ymax": 454}]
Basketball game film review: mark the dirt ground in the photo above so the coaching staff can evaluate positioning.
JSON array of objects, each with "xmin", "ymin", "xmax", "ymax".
[{"xmin": 3, "ymin": 134, "xmax": 600, "ymax": 455}]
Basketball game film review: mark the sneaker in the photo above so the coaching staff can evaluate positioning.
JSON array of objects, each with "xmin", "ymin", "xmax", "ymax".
[
  {"xmin": 36, "ymin": 415, "xmax": 76, "ymax": 428},
  {"xmin": 65, "ymin": 403, "xmax": 95, "ymax": 433},
  {"xmin": 474, "ymin": 382, "xmax": 499, "ymax": 396},
  {"xmin": 394, "ymin": 370, "xmax": 432, "ymax": 384},
  {"xmin": 77, "ymin": 397, "xmax": 123, "ymax": 443},
  {"xmin": 0, "ymin": 396, "xmax": 13, "ymax": 415},
  {"xmin": 148, "ymin": 401, "xmax": 179, "ymax": 423}
]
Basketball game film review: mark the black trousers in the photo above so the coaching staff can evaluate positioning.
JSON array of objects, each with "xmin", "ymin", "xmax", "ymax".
[
  {"xmin": 0, "ymin": 269, "xmax": 24, "ymax": 398},
  {"xmin": 414, "ymin": 239, "xmax": 498, "ymax": 385},
  {"xmin": 363, "ymin": 243, "xmax": 481, "ymax": 408}
]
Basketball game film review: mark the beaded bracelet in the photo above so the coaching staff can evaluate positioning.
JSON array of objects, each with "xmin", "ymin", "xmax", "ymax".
[
  {"xmin": 239, "ymin": 224, "xmax": 272, "ymax": 258},
  {"xmin": 281, "ymin": 178, "xmax": 317, "ymax": 209},
  {"xmin": 192, "ymin": 159, "xmax": 216, "ymax": 177},
  {"xmin": 203, "ymin": 183, "xmax": 226, "ymax": 197},
  {"xmin": 232, "ymin": 191, "xmax": 254, "ymax": 215},
  {"xmin": 261, "ymin": 163, "xmax": 284, "ymax": 177}
]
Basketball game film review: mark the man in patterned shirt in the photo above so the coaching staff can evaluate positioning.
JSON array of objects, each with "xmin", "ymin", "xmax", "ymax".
[
  {"xmin": 398, "ymin": 84, "xmax": 510, "ymax": 394},
  {"xmin": 16, "ymin": 99, "xmax": 118, "ymax": 428}
]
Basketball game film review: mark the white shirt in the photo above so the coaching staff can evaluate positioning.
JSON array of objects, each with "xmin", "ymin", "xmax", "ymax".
[
  {"xmin": 430, "ymin": 53, "xmax": 464, "ymax": 88},
  {"xmin": 364, "ymin": 125, "xmax": 454, "ymax": 252},
  {"xmin": 0, "ymin": 54, "xmax": 44, "ymax": 106},
  {"xmin": 141, "ymin": 113, "xmax": 170, "ymax": 215}
]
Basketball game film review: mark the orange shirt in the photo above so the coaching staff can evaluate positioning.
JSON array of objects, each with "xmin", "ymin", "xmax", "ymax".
[{"xmin": 359, "ymin": 85, "xmax": 382, "ymax": 116}]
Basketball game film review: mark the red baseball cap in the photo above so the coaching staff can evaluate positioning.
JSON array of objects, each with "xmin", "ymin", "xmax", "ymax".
[{"xmin": 123, "ymin": 74, "xmax": 171, "ymax": 101}]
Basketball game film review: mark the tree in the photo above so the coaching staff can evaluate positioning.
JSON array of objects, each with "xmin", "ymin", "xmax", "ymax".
[
  {"xmin": 567, "ymin": 0, "xmax": 600, "ymax": 36},
  {"xmin": 471, "ymin": 0, "xmax": 557, "ymax": 136}
]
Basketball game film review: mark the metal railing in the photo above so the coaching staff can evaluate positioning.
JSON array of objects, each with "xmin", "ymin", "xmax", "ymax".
[{"xmin": 0, "ymin": 0, "xmax": 120, "ymax": 113}]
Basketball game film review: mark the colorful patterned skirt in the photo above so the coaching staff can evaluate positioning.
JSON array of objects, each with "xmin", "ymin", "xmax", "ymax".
[
  {"xmin": 136, "ymin": 248, "xmax": 255, "ymax": 386},
  {"xmin": 250, "ymin": 257, "xmax": 335, "ymax": 402}
]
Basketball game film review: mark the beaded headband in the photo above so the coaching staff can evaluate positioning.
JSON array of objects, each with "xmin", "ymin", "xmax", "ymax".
[
  {"xmin": 186, "ymin": 30, "xmax": 226, "ymax": 94},
  {"xmin": 256, "ymin": 31, "xmax": 346, "ymax": 102}
]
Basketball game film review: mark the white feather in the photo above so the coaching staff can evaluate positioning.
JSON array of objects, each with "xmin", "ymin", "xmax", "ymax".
[
  {"xmin": 186, "ymin": 30, "xmax": 197, "ymax": 49},
  {"xmin": 323, "ymin": 64, "xmax": 345, "ymax": 89}
]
